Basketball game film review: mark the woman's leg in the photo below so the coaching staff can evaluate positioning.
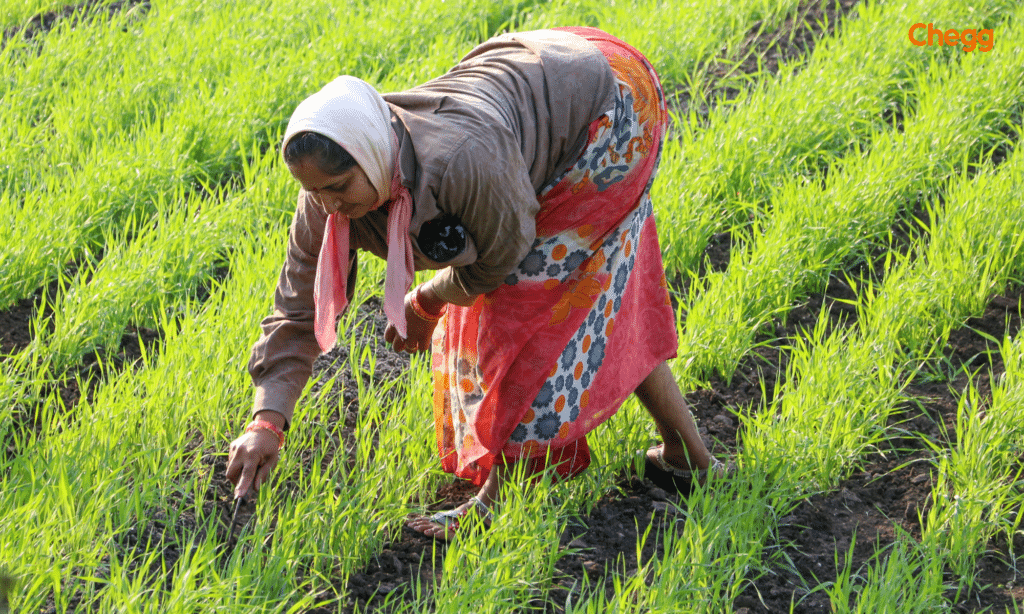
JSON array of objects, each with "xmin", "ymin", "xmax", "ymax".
[
  {"xmin": 634, "ymin": 361, "xmax": 713, "ymax": 471},
  {"xmin": 473, "ymin": 464, "xmax": 505, "ymax": 508},
  {"xmin": 408, "ymin": 361, "xmax": 712, "ymax": 538}
]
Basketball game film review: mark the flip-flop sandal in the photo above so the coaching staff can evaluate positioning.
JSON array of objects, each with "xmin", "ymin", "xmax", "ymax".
[
  {"xmin": 642, "ymin": 444, "xmax": 729, "ymax": 493},
  {"xmin": 419, "ymin": 496, "xmax": 493, "ymax": 540}
]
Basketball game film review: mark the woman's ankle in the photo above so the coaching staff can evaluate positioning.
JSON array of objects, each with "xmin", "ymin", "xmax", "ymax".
[{"xmin": 474, "ymin": 488, "xmax": 499, "ymax": 509}]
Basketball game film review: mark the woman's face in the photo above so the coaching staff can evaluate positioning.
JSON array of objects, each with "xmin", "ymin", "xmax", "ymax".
[{"xmin": 288, "ymin": 157, "xmax": 381, "ymax": 219}]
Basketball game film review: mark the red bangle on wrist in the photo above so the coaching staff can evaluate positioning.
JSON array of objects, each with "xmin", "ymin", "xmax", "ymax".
[
  {"xmin": 410, "ymin": 286, "xmax": 445, "ymax": 322},
  {"xmin": 245, "ymin": 419, "xmax": 286, "ymax": 449}
]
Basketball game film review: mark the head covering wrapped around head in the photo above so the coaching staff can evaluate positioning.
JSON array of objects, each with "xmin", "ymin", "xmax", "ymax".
[
  {"xmin": 282, "ymin": 76, "xmax": 393, "ymax": 206},
  {"xmin": 282, "ymin": 76, "xmax": 415, "ymax": 350}
]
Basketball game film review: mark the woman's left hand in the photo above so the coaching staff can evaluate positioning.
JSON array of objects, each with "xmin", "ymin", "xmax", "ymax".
[{"xmin": 384, "ymin": 287, "xmax": 443, "ymax": 353}]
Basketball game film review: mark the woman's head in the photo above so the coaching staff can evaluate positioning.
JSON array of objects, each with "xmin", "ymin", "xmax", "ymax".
[{"xmin": 281, "ymin": 76, "xmax": 395, "ymax": 213}]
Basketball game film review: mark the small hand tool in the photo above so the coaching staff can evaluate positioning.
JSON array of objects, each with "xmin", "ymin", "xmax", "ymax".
[
  {"xmin": 229, "ymin": 496, "xmax": 244, "ymax": 534},
  {"xmin": 225, "ymin": 495, "xmax": 248, "ymax": 552}
]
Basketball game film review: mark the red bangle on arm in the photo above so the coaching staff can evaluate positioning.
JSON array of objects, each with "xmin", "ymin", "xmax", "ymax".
[
  {"xmin": 245, "ymin": 419, "xmax": 286, "ymax": 450},
  {"xmin": 410, "ymin": 286, "xmax": 445, "ymax": 322}
]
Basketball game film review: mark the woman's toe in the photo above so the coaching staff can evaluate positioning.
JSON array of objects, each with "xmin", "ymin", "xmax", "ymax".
[{"xmin": 406, "ymin": 514, "xmax": 452, "ymax": 540}]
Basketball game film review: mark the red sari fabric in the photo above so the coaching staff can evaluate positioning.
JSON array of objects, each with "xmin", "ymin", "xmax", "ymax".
[{"xmin": 430, "ymin": 27, "xmax": 678, "ymax": 485}]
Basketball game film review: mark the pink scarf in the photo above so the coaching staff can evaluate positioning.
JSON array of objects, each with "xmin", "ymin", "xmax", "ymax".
[
  {"xmin": 282, "ymin": 76, "xmax": 415, "ymax": 352},
  {"xmin": 313, "ymin": 141, "xmax": 413, "ymax": 350}
]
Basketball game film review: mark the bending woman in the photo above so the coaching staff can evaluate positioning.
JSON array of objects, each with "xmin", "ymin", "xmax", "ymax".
[{"xmin": 226, "ymin": 27, "xmax": 724, "ymax": 540}]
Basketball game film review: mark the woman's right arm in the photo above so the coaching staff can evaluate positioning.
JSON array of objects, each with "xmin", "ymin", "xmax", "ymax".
[
  {"xmin": 226, "ymin": 191, "xmax": 343, "ymax": 499},
  {"xmin": 246, "ymin": 191, "xmax": 330, "ymax": 426}
]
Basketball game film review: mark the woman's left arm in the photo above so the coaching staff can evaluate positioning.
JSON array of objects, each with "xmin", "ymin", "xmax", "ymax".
[
  {"xmin": 429, "ymin": 134, "xmax": 541, "ymax": 303},
  {"xmin": 384, "ymin": 284, "xmax": 446, "ymax": 353},
  {"xmin": 385, "ymin": 132, "xmax": 539, "ymax": 351}
]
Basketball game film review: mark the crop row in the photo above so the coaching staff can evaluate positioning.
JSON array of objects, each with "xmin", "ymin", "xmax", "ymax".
[
  {"xmin": 654, "ymin": 0, "xmax": 1017, "ymax": 275},
  {"xmin": 659, "ymin": 10, "xmax": 1024, "ymax": 609},
  {"xmin": 803, "ymin": 141, "xmax": 1024, "ymax": 610},
  {"xmin": 676, "ymin": 0, "xmax": 1024, "ymax": 383}
]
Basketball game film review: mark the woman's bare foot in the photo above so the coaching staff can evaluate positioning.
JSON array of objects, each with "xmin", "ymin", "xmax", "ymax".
[
  {"xmin": 406, "ymin": 464, "xmax": 504, "ymax": 540},
  {"xmin": 406, "ymin": 496, "xmax": 492, "ymax": 541}
]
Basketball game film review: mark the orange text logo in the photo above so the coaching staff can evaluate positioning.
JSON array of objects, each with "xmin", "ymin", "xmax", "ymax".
[{"xmin": 909, "ymin": 23, "xmax": 994, "ymax": 52}]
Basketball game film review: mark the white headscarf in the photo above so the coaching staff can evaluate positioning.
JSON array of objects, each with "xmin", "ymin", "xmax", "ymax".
[
  {"xmin": 282, "ymin": 76, "xmax": 415, "ymax": 350},
  {"xmin": 282, "ymin": 76, "xmax": 393, "ymax": 206}
]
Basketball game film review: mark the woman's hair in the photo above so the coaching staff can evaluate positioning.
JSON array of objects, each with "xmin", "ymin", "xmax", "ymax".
[{"xmin": 283, "ymin": 131, "xmax": 357, "ymax": 175}]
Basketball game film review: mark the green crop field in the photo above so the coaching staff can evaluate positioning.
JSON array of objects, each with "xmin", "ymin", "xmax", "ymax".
[{"xmin": 1, "ymin": 0, "xmax": 1023, "ymax": 612}]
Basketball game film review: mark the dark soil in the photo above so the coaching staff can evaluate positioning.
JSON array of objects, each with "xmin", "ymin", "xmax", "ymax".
[
  {"xmin": 1, "ymin": 0, "xmax": 149, "ymax": 48},
  {"xmin": 0, "ymin": 278, "xmax": 57, "ymax": 356},
  {"xmin": 671, "ymin": 0, "xmax": 863, "ymax": 121},
  {"xmin": 0, "ymin": 273, "xmax": 161, "ymax": 464}
]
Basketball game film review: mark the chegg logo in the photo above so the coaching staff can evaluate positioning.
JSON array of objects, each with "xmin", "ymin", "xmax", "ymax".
[{"xmin": 908, "ymin": 23, "xmax": 994, "ymax": 52}]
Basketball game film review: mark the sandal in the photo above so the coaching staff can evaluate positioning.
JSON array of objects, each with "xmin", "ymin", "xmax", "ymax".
[
  {"xmin": 407, "ymin": 496, "xmax": 493, "ymax": 541},
  {"xmin": 642, "ymin": 444, "xmax": 729, "ymax": 493}
]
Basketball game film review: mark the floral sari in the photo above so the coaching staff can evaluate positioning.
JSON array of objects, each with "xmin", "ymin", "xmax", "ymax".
[{"xmin": 430, "ymin": 27, "xmax": 677, "ymax": 485}]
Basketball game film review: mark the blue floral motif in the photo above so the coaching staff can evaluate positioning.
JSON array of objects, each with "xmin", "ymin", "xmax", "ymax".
[
  {"xmin": 598, "ymin": 295, "xmax": 607, "ymax": 311},
  {"xmin": 609, "ymin": 94, "xmax": 630, "ymax": 148},
  {"xmin": 505, "ymin": 272, "xmax": 519, "ymax": 286},
  {"xmin": 613, "ymin": 264, "xmax": 629, "ymax": 294},
  {"xmin": 563, "ymin": 250, "xmax": 589, "ymax": 274},
  {"xmin": 511, "ymin": 424, "xmax": 528, "ymax": 442},
  {"xmin": 555, "ymin": 374, "xmax": 565, "ymax": 392},
  {"xmin": 520, "ymin": 248, "xmax": 546, "ymax": 276},
  {"xmin": 535, "ymin": 412, "xmax": 562, "ymax": 440},
  {"xmin": 577, "ymin": 148, "xmax": 593, "ymax": 170},
  {"xmin": 604, "ymin": 237, "xmax": 621, "ymax": 258},
  {"xmin": 587, "ymin": 337, "xmax": 606, "ymax": 373},
  {"xmin": 613, "ymin": 93, "xmax": 636, "ymax": 150},
  {"xmin": 534, "ymin": 381, "xmax": 555, "ymax": 409},
  {"xmin": 642, "ymin": 198, "xmax": 654, "ymax": 219},
  {"xmin": 567, "ymin": 386, "xmax": 579, "ymax": 408},
  {"xmin": 593, "ymin": 164, "xmax": 630, "ymax": 191},
  {"xmin": 560, "ymin": 342, "xmax": 577, "ymax": 371},
  {"xmin": 547, "ymin": 263, "xmax": 562, "ymax": 277},
  {"xmin": 614, "ymin": 296, "xmax": 622, "ymax": 312},
  {"xmin": 581, "ymin": 371, "xmax": 591, "ymax": 389},
  {"xmin": 585, "ymin": 129, "xmax": 614, "ymax": 172}
]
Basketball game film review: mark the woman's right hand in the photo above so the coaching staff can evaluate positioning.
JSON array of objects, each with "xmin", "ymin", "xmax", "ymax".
[{"xmin": 226, "ymin": 413, "xmax": 284, "ymax": 499}]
